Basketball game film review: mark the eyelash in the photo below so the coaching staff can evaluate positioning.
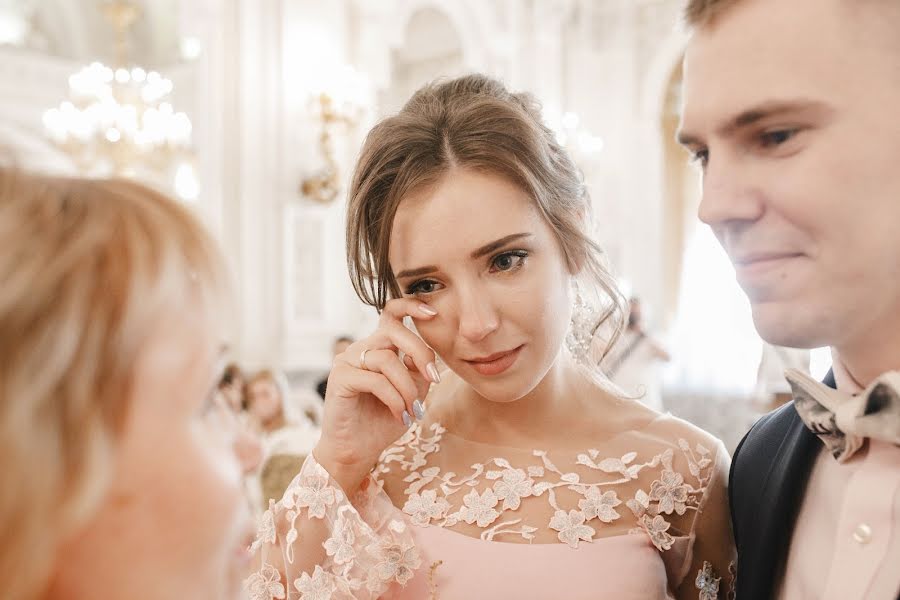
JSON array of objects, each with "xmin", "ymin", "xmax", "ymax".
[
  {"xmin": 759, "ymin": 128, "xmax": 799, "ymax": 147},
  {"xmin": 404, "ymin": 250, "xmax": 530, "ymax": 296},
  {"xmin": 688, "ymin": 127, "xmax": 801, "ymax": 169},
  {"xmin": 689, "ymin": 148, "xmax": 709, "ymax": 168}
]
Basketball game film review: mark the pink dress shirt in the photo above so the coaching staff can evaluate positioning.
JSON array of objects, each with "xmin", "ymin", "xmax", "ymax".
[{"xmin": 777, "ymin": 358, "xmax": 900, "ymax": 600}]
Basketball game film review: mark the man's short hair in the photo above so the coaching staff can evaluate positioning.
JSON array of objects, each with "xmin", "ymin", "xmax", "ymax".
[
  {"xmin": 683, "ymin": 0, "xmax": 742, "ymax": 26},
  {"xmin": 685, "ymin": 0, "xmax": 899, "ymax": 28}
]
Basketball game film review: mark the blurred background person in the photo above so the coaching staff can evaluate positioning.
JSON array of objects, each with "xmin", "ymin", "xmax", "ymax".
[
  {"xmin": 315, "ymin": 334, "xmax": 354, "ymax": 399},
  {"xmin": 603, "ymin": 297, "xmax": 671, "ymax": 411},
  {"xmin": 244, "ymin": 368, "xmax": 321, "ymax": 510},
  {"xmin": 217, "ymin": 362, "xmax": 246, "ymax": 413},
  {"xmin": 0, "ymin": 168, "xmax": 257, "ymax": 600},
  {"xmin": 212, "ymin": 362, "xmax": 263, "ymax": 476},
  {"xmin": 245, "ymin": 368, "xmax": 320, "ymax": 457}
]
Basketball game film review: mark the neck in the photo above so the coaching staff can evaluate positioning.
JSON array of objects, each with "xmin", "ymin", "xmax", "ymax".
[
  {"xmin": 449, "ymin": 349, "xmax": 598, "ymax": 447},
  {"xmin": 835, "ymin": 324, "xmax": 900, "ymax": 387}
]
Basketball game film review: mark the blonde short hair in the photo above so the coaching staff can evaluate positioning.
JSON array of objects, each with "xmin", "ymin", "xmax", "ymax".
[{"xmin": 0, "ymin": 169, "xmax": 230, "ymax": 600}]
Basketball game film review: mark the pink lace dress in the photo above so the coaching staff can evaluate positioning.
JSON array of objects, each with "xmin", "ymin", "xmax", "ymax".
[{"xmin": 245, "ymin": 414, "xmax": 735, "ymax": 599}]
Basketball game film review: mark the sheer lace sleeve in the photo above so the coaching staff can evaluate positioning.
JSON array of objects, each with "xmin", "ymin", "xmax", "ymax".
[
  {"xmin": 243, "ymin": 453, "xmax": 421, "ymax": 600},
  {"xmin": 674, "ymin": 440, "xmax": 736, "ymax": 600}
]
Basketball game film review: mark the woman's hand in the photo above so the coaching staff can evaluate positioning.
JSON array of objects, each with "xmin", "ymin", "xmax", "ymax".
[{"xmin": 314, "ymin": 298, "xmax": 440, "ymax": 493}]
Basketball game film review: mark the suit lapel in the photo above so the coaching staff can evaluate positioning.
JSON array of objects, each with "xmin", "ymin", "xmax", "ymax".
[{"xmin": 749, "ymin": 371, "xmax": 834, "ymax": 597}]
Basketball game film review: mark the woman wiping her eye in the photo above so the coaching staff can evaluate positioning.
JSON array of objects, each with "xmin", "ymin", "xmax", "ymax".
[{"xmin": 246, "ymin": 74, "xmax": 735, "ymax": 600}]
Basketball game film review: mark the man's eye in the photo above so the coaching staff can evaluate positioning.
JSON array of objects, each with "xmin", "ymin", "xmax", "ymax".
[{"xmin": 760, "ymin": 129, "xmax": 798, "ymax": 147}]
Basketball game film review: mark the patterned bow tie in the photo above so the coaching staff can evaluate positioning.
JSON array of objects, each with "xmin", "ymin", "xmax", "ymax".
[{"xmin": 786, "ymin": 368, "xmax": 900, "ymax": 463}]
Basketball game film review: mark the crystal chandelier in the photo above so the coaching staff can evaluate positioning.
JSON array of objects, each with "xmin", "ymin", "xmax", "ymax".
[{"xmin": 42, "ymin": 1, "xmax": 194, "ymax": 189}]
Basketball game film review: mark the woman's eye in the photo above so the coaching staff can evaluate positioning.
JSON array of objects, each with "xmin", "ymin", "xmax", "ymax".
[
  {"xmin": 406, "ymin": 280, "xmax": 442, "ymax": 295},
  {"xmin": 491, "ymin": 251, "xmax": 527, "ymax": 272}
]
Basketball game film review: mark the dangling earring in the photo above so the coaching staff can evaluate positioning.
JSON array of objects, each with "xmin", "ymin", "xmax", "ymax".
[{"xmin": 566, "ymin": 279, "xmax": 596, "ymax": 362}]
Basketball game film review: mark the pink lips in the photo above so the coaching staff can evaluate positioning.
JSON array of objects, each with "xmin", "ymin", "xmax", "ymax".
[
  {"xmin": 733, "ymin": 252, "xmax": 803, "ymax": 280},
  {"xmin": 464, "ymin": 345, "xmax": 524, "ymax": 376}
]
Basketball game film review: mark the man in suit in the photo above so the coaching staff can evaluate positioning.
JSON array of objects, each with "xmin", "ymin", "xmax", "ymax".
[{"xmin": 677, "ymin": 0, "xmax": 900, "ymax": 597}]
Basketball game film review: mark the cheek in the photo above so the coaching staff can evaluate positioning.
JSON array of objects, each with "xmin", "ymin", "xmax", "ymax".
[
  {"xmin": 53, "ymin": 424, "xmax": 246, "ymax": 599},
  {"xmin": 137, "ymin": 422, "xmax": 244, "ymax": 550},
  {"xmin": 412, "ymin": 316, "xmax": 454, "ymax": 358}
]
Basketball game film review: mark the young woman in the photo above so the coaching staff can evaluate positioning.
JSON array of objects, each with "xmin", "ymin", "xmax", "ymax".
[
  {"xmin": 0, "ymin": 169, "xmax": 256, "ymax": 600},
  {"xmin": 247, "ymin": 74, "xmax": 735, "ymax": 599}
]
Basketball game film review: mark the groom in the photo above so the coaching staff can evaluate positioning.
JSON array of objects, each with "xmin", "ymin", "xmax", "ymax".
[{"xmin": 677, "ymin": 0, "xmax": 900, "ymax": 598}]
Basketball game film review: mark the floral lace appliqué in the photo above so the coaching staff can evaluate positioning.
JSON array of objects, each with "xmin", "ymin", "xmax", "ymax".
[
  {"xmin": 245, "ymin": 563, "xmax": 286, "ymax": 600},
  {"xmin": 379, "ymin": 423, "xmax": 716, "ymax": 552},
  {"xmin": 695, "ymin": 561, "xmax": 721, "ymax": 600}
]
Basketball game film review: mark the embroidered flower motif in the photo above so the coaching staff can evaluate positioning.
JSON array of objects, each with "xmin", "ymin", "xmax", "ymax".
[
  {"xmin": 250, "ymin": 508, "xmax": 277, "ymax": 552},
  {"xmin": 695, "ymin": 561, "xmax": 721, "ymax": 600},
  {"xmin": 293, "ymin": 565, "xmax": 335, "ymax": 600},
  {"xmin": 284, "ymin": 474, "xmax": 336, "ymax": 520},
  {"xmin": 578, "ymin": 487, "xmax": 622, "ymax": 523},
  {"xmin": 367, "ymin": 539, "xmax": 420, "ymax": 588},
  {"xmin": 649, "ymin": 469, "xmax": 689, "ymax": 515},
  {"xmin": 549, "ymin": 509, "xmax": 596, "ymax": 548},
  {"xmin": 727, "ymin": 561, "xmax": 737, "ymax": 600},
  {"xmin": 638, "ymin": 514, "xmax": 675, "ymax": 551},
  {"xmin": 459, "ymin": 488, "xmax": 500, "ymax": 527},
  {"xmin": 491, "ymin": 468, "xmax": 535, "ymax": 510},
  {"xmin": 323, "ymin": 516, "xmax": 356, "ymax": 565},
  {"xmin": 245, "ymin": 563, "xmax": 286, "ymax": 600},
  {"xmin": 402, "ymin": 489, "xmax": 451, "ymax": 526}
]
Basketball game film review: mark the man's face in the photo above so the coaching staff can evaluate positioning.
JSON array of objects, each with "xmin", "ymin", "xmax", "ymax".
[{"xmin": 679, "ymin": 0, "xmax": 900, "ymax": 356}]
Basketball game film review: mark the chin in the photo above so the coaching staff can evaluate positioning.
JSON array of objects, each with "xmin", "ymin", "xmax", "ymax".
[
  {"xmin": 461, "ymin": 377, "xmax": 532, "ymax": 403},
  {"xmin": 750, "ymin": 301, "xmax": 827, "ymax": 349}
]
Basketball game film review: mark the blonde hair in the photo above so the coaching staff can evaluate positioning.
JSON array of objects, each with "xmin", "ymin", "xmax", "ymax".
[
  {"xmin": 245, "ymin": 368, "xmax": 291, "ymax": 421},
  {"xmin": 346, "ymin": 74, "xmax": 625, "ymax": 359},
  {"xmin": 0, "ymin": 169, "xmax": 230, "ymax": 600}
]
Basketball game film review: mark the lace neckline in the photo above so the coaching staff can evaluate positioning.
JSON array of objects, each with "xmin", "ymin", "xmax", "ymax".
[{"xmin": 376, "ymin": 420, "xmax": 718, "ymax": 550}]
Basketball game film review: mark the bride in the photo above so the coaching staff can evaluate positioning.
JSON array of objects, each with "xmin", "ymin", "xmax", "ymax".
[{"xmin": 246, "ymin": 74, "xmax": 735, "ymax": 600}]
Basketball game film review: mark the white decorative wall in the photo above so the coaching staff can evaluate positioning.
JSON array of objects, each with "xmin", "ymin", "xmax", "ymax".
[{"xmin": 0, "ymin": 0, "xmax": 695, "ymax": 378}]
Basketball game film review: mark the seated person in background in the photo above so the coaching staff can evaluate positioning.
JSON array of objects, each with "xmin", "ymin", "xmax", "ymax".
[
  {"xmin": 316, "ymin": 335, "xmax": 355, "ymax": 399},
  {"xmin": 218, "ymin": 362, "xmax": 246, "ymax": 413},
  {"xmin": 214, "ymin": 363, "xmax": 263, "ymax": 474},
  {"xmin": 246, "ymin": 369, "xmax": 320, "ymax": 457},
  {"xmin": 0, "ymin": 168, "xmax": 257, "ymax": 600},
  {"xmin": 245, "ymin": 369, "xmax": 321, "ymax": 511}
]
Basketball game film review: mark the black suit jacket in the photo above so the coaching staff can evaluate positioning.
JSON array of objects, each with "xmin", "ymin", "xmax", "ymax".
[{"xmin": 729, "ymin": 371, "xmax": 834, "ymax": 599}]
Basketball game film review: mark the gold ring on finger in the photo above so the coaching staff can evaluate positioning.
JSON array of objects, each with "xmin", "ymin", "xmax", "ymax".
[{"xmin": 359, "ymin": 348, "xmax": 370, "ymax": 371}]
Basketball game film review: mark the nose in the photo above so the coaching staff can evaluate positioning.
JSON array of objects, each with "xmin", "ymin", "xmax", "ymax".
[
  {"xmin": 456, "ymin": 285, "xmax": 500, "ymax": 343},
  {"xmin": 697, "ymin": 159, "xmax": 765, "ymax": 228}
]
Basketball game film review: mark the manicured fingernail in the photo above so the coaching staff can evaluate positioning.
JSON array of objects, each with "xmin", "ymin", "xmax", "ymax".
[
  {"xmin": 412, "ymin": 399, "xmax": 425, "ymax": 420},
  {"xmin": 418, "ymin": 304, "xmax": 437, "ymax": 316},
  {"xmin": 402, "ymin": 410, "xmax": 412, "ymax": 427},
  {"xmin": 426, "ymin": 362, "xmax": 441, "ymax": 384}
]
